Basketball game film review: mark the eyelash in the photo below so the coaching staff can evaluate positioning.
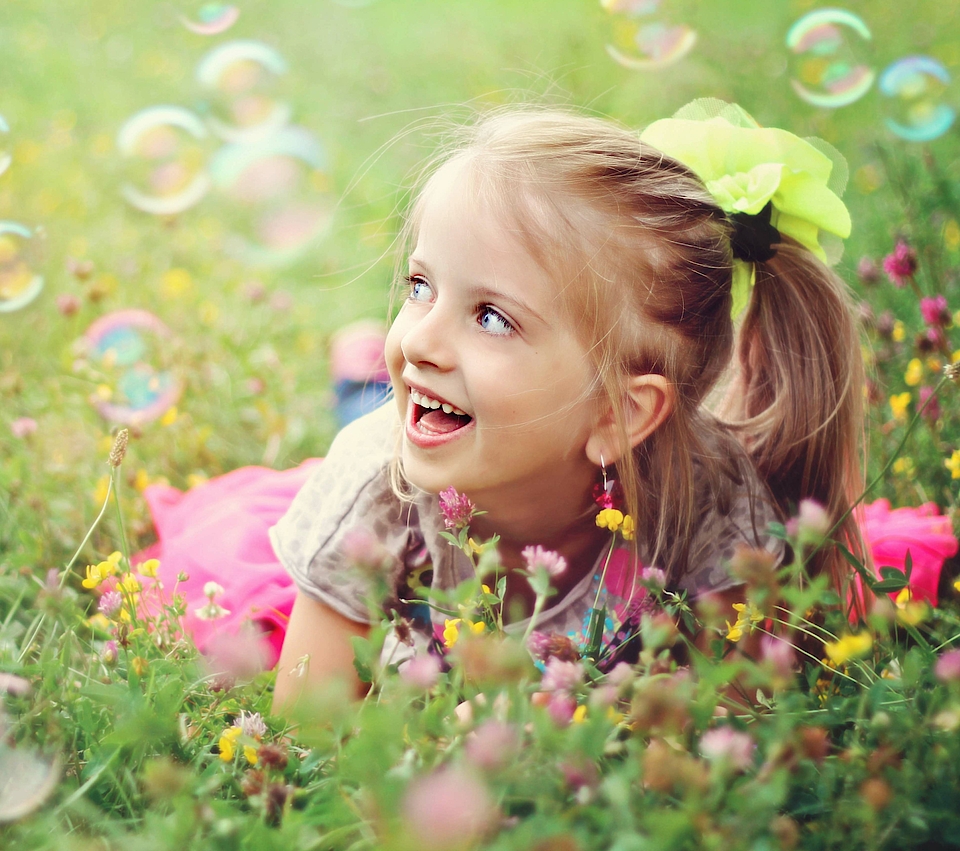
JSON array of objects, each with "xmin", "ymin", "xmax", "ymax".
[{"xmin": 404, "ymin": 275, "xmax": 517, "ymax": 337}]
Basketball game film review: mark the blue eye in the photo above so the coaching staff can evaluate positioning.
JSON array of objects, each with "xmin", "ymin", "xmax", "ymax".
[
  {"xmin": 478, "ymin": 305, "xmax": 515, "ymax": 336},
  {"xmin": 407, "ymin": 275, "xmax": 434, "ymax": 303}
]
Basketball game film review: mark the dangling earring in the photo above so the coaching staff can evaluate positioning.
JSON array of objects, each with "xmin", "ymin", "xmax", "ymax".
[{"xmin": 593, "ymin": 452, "xmax": 619, "ymax": 509}]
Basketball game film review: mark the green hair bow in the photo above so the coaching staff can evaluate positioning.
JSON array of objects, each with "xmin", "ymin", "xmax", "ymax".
[{"xmin": 640, "ymin": 99, "xmax": 851, "ymax": 317}]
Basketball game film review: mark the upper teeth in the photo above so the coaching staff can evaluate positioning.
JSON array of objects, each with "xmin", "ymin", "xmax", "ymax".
[{"xmin": 410, "ymin": 389, "xmax": 466, "ymax": 417}]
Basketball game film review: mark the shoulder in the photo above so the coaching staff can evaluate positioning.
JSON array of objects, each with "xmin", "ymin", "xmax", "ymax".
[
  {"xmin": 678, "ymin": 443, "xmax": 785, "ymax": 598},
  {"xmin": 269, "ymin": 402, "xmax": 415, "ymax": 618}
]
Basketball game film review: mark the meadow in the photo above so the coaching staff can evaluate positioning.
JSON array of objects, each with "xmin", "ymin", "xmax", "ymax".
[{"xmin": 2, "ymin": 0, "xmax": 960, "ymax": 848}]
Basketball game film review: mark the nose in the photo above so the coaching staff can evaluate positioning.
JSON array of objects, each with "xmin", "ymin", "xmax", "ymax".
[{"xmin": 398, "ymin": 303, "xmax": 455, "ymax": 372}]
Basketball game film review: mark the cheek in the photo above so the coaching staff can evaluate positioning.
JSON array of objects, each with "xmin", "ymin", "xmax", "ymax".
[{"xmin": 384, "ymin": 320, "xmax": 407, "ymax": 379}]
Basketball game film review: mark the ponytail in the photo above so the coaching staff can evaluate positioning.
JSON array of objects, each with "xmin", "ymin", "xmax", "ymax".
[{"xmin": 720, "ymin": 237, "xmax": 869, "ymax": 598}]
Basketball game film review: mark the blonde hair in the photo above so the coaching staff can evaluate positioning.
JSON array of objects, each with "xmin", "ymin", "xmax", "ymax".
[{"xmin": 395, "ymin": 106, "xmax": 867, "ymax": 595}]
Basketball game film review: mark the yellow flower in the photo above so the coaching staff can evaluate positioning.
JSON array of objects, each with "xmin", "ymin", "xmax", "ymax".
[
  {"xmin": 442, "ymin": 618, "xmax": 461, "ymax": 649},
  {"xmin": 87, "ymin": 613, "xmax": 111, "ymax": 632},
  {"xmin": 724, "ymin": 602, "xmax": 763, "ymax": 643},
  {"xmin": 889, "ymin": 392, "xmax": 911, "ymax": 422},
  {"xmin": 218, "ymin": 726, "xmax": 240, "ymax": 762},
  {"xmin": 572, "ymin": 705, "xmax": 588, "ymax": 724},
  {"xmin": 944, "ymin": 219, "xmax": 960, "ymax": 250},
  {"xmin": 927, "ymin": 358, "xmax": 942, "ymax": 374},
  {"xmin": 138, "ymin": 558, "xmax": 160, "ymax": 578},
  {"xmin": 467, "ymin": 537, "xmax": 486, "ymax": 556},
  {"xmin": 953, "ymin": 578, "xmax": 960, "ymax": 594},
  {"xmin": 596, "ymin": 508, "xmax": 624, "ymax": 533},
  {"xmin": 130, "ymin": 656, "xmax": 149, "ymax": 677},
  {"xmin": 892, "ymin": 457, "xmax": 915, "ymax": 478},
  {"xmin": 468, "ymin": 620, "xmax": 486, "ymax": 636},
  {"xmin": 160, "ymin": 406, "xmax": 178, "ymax": 427},
  {"xmin": 620, "ymin": 514, "xmax": 636, "ymax": 541},
  {"xmin": 117, "ymin": 574, "xmax": 141, "ymax": 595},
  {"xmin": 824, "ymin": 632, "xmax": 873, "ymax": 665},
  {"xmin": 92, "ymin": 474, "xmax": 110, "ymax": 505},
  {"xmin": 161, "ymin": 267, "xmax": 192, "ymax": 299},
  {"xmin": 892, "ymin": 321, "xmax": 905, "ymax": 343},
  {"xmin": 218, "ymin": 725, "xmax": 258, "ymax": 764},
  {"xmin": 945, "ymin": 450, "xmax": 960, "ymax": 480},
  {"xmin": 81, "ymin": 554, "xmax": 121, "ymax": 590},
  {"xmin": 894, "ymin": 588, "xmax": 928, "ymax": 626},
  {"xmin": 904, "ymin": 358, "xmax": 923, "ymax": 387}
]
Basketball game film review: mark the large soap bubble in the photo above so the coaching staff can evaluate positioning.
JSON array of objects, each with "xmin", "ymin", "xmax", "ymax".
[
  {"xmin": 117, "ymin": 106, "xmax": 212, "ymax": 216},
  {"xmin": 82, "ymin": 309, "xmax": 183, "ymax": 425},
  {"xmin": 787, "ymin": 9, "xmax": 874, "ymax": 108},
  {"xmin": 880, "ymin": 56, "xmax": 955, "ymax": 142},
  {"xmin": 209, "ymin": 125, "xmax": 334, "ymax": 267},
  {"xmin": 0, "ymin": 222, "xmax": 44, "ymax": 313},
  {"xmin": 180, "ymin": 3, "xmax": 240, "ymax": 35},
  {"xmin": 602, "ymin": 0, "xmax": 696, "ymax": 70},
  {"xmin": 0, "ymin": 115, "xmax": 10, "ymax": 179},
  {"xmin": 196, "ymin": 40, "xmax": 291, "ymax": 144}
]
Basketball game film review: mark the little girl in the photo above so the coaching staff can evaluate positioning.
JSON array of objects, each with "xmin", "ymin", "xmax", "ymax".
[{"xmin": 137, "ymin": 101, "xmax": 954, "ymax": 706}]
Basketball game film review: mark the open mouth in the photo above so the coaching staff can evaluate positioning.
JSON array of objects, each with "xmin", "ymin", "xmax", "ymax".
[{"xmin": 410, "ymin": 388, "xmax": 473, "ymax": 435}]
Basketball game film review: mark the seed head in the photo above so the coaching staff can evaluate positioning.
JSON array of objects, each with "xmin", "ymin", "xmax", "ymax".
[
  {"xmin": 944, "ymin": 362, "xmax": 960, "ymax": 384},
  {"xmin": 108, "ymin": 428, "xmax": 129, "ymax": 467}
]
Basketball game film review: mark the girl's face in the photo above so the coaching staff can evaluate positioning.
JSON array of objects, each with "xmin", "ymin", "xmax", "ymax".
[{"xmin": 385, "ymin": 160, "xmax": 601, "ymax": 511}]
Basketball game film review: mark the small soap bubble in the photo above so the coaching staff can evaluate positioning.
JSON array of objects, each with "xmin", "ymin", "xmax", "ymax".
[
  {"xmin": 81, "ymin": 309, "xmax": 182, "ymax": 425},
  {"xmin": 787, "ymin": 9, "xmax": 874, "ymax": 108},
  {"xmin": 0, "ymin": 115, "xmax": 10, "ymax": 178},
  {"xmin": 181, "ymin": 3, "xmax": 240, "ymax": 36},
  {"xmin": 117, "ymin": 106, "xmax": 212, "ymax": 216},
  {"xmin": 880, "ymin": 56, "xmax": 955, "ymax": 142},
  {"xmin": 0, "ymin": 222, "xmax": 44, "ymax": 313},
  {"xmin": 208, "ymin": 125, "xmax": 334, "ymax": 267},
  {"xmin": 196, "ymin": 40, "xmax": 291, "ymax": 144},
  {"xmin": 602, "ymin": 0, "xmax": 696, "ymax": 70}
]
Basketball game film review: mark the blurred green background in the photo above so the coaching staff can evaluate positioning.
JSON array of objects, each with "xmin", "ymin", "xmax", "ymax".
[{"xmin": 1, "ymin": 0, "xmax": 959, "ymax": 565}]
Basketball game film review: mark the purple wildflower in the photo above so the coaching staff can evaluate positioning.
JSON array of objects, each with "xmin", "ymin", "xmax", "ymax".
[
  {"xmin": 935, "ymin": 649, "xmax": 960, "ymax": 683},
  {"xmin": 920, "ymin": 295, "xmax": 950, "ymax": 327},
  {"xmin": 918, "ymin": 386, "xmax": 941, "ymax": 423},
  {"xmin": 521, "ymin": 545, "xmax": 567, "ymax": 578},
  {"xmin": 882, "ymin": 240, "xmax": 917, "ymax": 288},
  {"xmin": 10, "ymin": 417, "xmax": 38, "ymax": 438},
  {"xmin": 400, "ymin": 654, "xmax": 442, "ymax": 689},
  {"xmin": 541, "ymin": 657, "xmax": 584, "ymax": 693},
  {"xmin": 856, "ymin": 256, "xmax": 880, "ymax": 285},
  {"xmin": 700, "ymin": 727, "xmax": 755, "ymax": 771},
  {"xmin": 98, "ymin": 590, "xmax": 124, "ymax": 620},
  {"xmin": 235, "ymin": 710, "xmax": 267, "ymax": 739},
  {"xmin": 437, "ymin": 487, "xmax": 476, "ymax": 531}
]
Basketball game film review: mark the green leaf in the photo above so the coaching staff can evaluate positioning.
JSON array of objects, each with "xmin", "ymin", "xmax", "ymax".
[{"xmin": 350, "ymin": 636, "xmax": 374, "ymax": 684}]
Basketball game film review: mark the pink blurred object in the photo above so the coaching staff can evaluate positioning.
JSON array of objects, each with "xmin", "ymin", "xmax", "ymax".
[
  {"xmin": 133, "ymin": 460, "xmax": 321, "ymax": 666},
  {"xmin": 858, "ymin": 499, "xmax": 958, "ymax": 606},
  {"xmin": 330, "ymin": 320, "xmax": 389, "ymax": 384}
]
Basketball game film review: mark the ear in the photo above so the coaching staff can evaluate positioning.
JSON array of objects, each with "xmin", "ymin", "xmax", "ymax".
[{"xmin": 585, "ymin": 374, "xmax": 674, "ymax": 466}]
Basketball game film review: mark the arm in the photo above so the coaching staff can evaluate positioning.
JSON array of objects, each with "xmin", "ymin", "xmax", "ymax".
[{"xmin": 272, "ymin": 591, "xmax": 370, "ymax": 713}]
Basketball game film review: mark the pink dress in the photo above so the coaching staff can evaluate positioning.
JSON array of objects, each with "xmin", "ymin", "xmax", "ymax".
[{"xmin": 134, "ymin": 467, "xmax": 957, "ymax": 667}]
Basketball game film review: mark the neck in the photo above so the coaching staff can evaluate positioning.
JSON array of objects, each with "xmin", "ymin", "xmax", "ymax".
[{"xmin": 467, "ymin": 474, "xmax": 609, "ymax": 616}]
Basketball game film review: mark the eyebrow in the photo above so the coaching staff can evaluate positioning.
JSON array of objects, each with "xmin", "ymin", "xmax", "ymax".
[{"xmin": 408, "ymin": 256, "xmax": 549, "ymax": 328}]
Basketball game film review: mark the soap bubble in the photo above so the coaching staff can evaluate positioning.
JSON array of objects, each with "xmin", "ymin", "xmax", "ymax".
[
  {"xmin": 117, "ymin": 106, "xmax": 212, "ymax": 216},
  {"xmin": 82, "ymin": 309, "xmax": 182, "ymax": 425},
  {"xmin": 602, "ymin": 0, "xmax": 696, "ymax": 70},
  {"xmin": 880, "ymin": 56, "xmax": 955, "ymax": 142},
  {"xmin": 196, "ymin": 40, "xmax": 291, "ymax": 144},
  {"xmin": 787, "ymin": 9, "xmax": 874, "ymax": 108},
  {"xmin": 0, "ymin": 115, "xmax": 10, "ymax": 178},
  {"xmin": 209, "ymin": 125, "xmax": 334, "ymax": 267},
  {"xmin": 0, "ymin": 222, "xmax": 44, "ymax": 313},
  {"xmin": 0, "ymin": 745, "xmax": 60, "ymax": 824},
  {"xmin": 181, "ymin": 3, "xmax": 240, "ymax": 35}
]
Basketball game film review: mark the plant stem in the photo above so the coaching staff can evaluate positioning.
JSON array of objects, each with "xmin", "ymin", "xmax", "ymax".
[{"xmin": 60, "ymin": 474, "xmax": 114, "ymax": 589}]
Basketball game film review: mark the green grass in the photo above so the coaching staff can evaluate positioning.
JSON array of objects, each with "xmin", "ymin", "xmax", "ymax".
[{"xmin": 2, "ymin": 1, "xmax": 960, "ymax": 847}]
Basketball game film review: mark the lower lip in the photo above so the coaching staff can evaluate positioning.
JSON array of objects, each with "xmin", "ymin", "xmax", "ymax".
[{"xmin": 404, "ymin": 398, "xmax": 475, "ymax": 449}]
